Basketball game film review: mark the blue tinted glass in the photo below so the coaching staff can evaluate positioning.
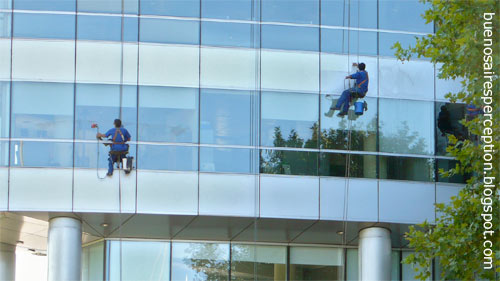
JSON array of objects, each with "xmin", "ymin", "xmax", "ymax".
[
  {"xmin": 10, "ymin": 141, "xmax": 73, "ymax": 167},
  {"xmin": 0, "ymin": 82, "xmax": 9, "ymax": 138},
  {"xmin": 200, "ymin": 89, "xmax": 257, "ymax": 146},
  {"xmin": 12, "ymin": 82, "xmax": 74, "ymax": 139},
  {"xmin": 137, "ymin": 145, "xmax": 197, "ymax": 171},
  {"xmin": 345, "ymin": 0, "xmax": 377, "ymax": 29},
  {"xmin": 379, "ymin": 156, "xmax": 434, "ymax": 182},
  {"xmin": 200, "ymin": 147, "xmax": 257, "ymax": 173},
  {"xmin": 0, "ymin": 141, "xmax": 7, "ymax": 166},
  {"xmin": 343, "ymin": 30, "xmax": 377, "ymax": 56},
  {"xmin": 262, "ymin": 0, "xmax": 319, "ymax": 24},
  {"xmin": 202, "ymin": 0, "xmax": 257, "ymax": 20},
  {"xmin": 140, "ymin": 0, "xmax": 200, "ymax": 17},
  {"xmin": 436, "ymin": 159, "xmax": 469, "ymax": 184},
  {"xmin": 379, "ymin": 0, "xmax": 432, "ymax": 33},
  {"xmin": 321, "ymin": 28, "xmax": 343, "ymax": 53},
  {"xmin": 78, "ymin": 15, "xmax": 121, "ymax": 41},
  {"xmin": 140, "ymin": 18, "xmax": 199, "ymax": 45},
  {"xmin": 319, "ymin": 153, "xmax": 376, "ymax": 178},
  {"xmin": 321, "ymin": 0, "xmax": 343, "ymax": 26},
  {"xmin": 13, "ymin": 13, "xmax": 75, "ymax": 39},
  {"xmin": 77, "ymin": 0, "xmax": 121, "ymax": 13},
  {"xmin": 138, "ymin": 86, "xmax": 198, "ymax": 143},
  {"xmin": 0, "ymin": 13, "xmax": 11, "ymax": 38},
  {"xmin": 379, "ymin": 32, "xmax": 420, "ymax": 57},
  {"xmin": 14, "ymin": 0, "xmax": 75, "ymax": 11},
  {"xmin": 124, "ymin": 16, "xmax": 138, "ymax": 42},
  {"xmin": 75, "ymin": 143, "xmax": 137, "ymax": 169},
  {"xmin": 202, "ymin": 22, "xmax": 259, "ymax": 48},
  {"xmin": 0, "ymin": 0, "xmax": 12, "ymax": 9},
  {"xmin": 75, "ymin": 84, "xmax": 137, "ymax": 140},
  {"xmin": 262, "ymin": 25, "xmax": 318, "ymax": 51},
  {"xmin": 260, "ymin": 149, "xmax": 318, "ymax": 176}
]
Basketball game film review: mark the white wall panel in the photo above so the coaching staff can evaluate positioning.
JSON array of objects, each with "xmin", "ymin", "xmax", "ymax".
[
  {"xmin": 12, "ymin": 39, "xmax": 75, "ymax": 82},
  {"xmin": 9, "ymin": 168, "xmax": 72, "ymax": 211},
  {"xmin": 0, "ymin": 167, "xmax": 7, "ymax": 210},
  {"xmin": 137, "ymin": 170, "xmax": 197, "ymax": 215},
  {"xmin": 260, "ymin": 175, "xmax": 319, "ymax": 219},
  {"xmin": 139, "ymin": 44, "xmax": 199, "ymax": 88},
  {"xmin": 319, "ymin": 177, "xmax": 345, "ymax": 220},
  {"xmin": 76, "ymin": 41, "xmax": 121, "ymax": 84},
  {"xmin": 346, "ymin": 178, "xmax": 378, "ymax": 222},
  {"xmin": 199, "ymin": 173, "xmax": 258, "ymax": 217}
]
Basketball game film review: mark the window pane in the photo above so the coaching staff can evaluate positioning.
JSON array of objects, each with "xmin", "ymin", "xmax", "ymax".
[
  {"xmin": 379, "ymin": 0, "xmax": 432, "ymax": 33},
  {"xmin": 436, "ymin": 159, "xmax": 469, "ymax": 184},
  {"xmin": 200, "ymin": 147, "xmax": 257, "ymax": 174},
  {"xmin": 109, "ymin": 241, "xmax": 170, "ymax": 281},
  {"xmin": 262, "ymin": 92, "xmax": 318, "ymax": 148},
  {"xmin": 137, "ymin": 145, "xmax": 197, "ymax": 171},
  {"xmin": 290, "ymin": 246, "xmax": 343, "ymax": 280},
  {"xmin": 81, "ymin": 241, "xmax": 104, "ymax": 281},
  {"xmin": 0, "ymin": 13, "xmax": 11, "ymax": 38},
  {"xmin": 319, "ymin": 153, "xmax": 376, "ymax": 178},
  {"xmin": 202, "ymin": 0, "xmax": 257, "ymax": 21},
  {"xmin": 14, "ymin": 0, "xmax": 75, "ymax": 11},
  {"xmin": 123, "ymin": 17, "xmax": 138, "ymax": 42},
  {"xmin": 231, "ymin": 244, "xmax": 286, "ymax": 281},
  {"xmin": 201, "ymin": 89, "xmax": 257, "ymax": 146},
  {"xmin": 321, "ymin": 28, "xmax": 343, "ymax": 53},
  {"xmin": 262, "ymin": 25, "xmax": 318, "ymax": 52},
  {"xmin": 262, "ymin": 0, "xmax": 318, "ymax": 24},
  {"xmin": 140, "ymin": 18, "xmax": 199, "ymax": 45},
  {"xmin": 379, "ymin": 99, "xmax": 434, "ymax": 155},
  {"xmin": 12, "ymin": 82, "xmax": 74, "ymax": 139},
  {"xmin": 321, "ymin": 0, "xmax": 376, "ymax": 29},
  {"xmin": 0, "ymin": 0, "xmax": 11, "ymax": 9},
  {"xmin": 10, "ymin": 141, "xmax": 73, "ymax": 167},
  {"xmin": 13, "ymin": 13, "xmax": 75, "ymax": 39},
  {"xmin": 78, "ymin": 0, "xmax": 123, "ymax": 13},
  {"xmin": 343, "ymin": 31, "xmax": 377, "ymax": 56},
  {"xmin": 260, "ymin": 149, "xmax": 318, "ymax": 176},
  {"xmin": 172, "ymin": 242, "xmax": 229, "ymax": 281},
  {"xmin": 320, "ymin": 0, "xmax": 343, "ymax": 27},
  {"xmin": 140, "ymin": 0, "xmax": 200, "ymax": 17},
  {"xmin": 435, "ymin": 102, "xmax": 466, "ymax": 156},
  {"xmin": 321, "ymin": 95, "xmax": 377, "ymax": 151},
  {"xmin": 379, "ymin": 32, "xmax": 422, "ymax": 58},
  {"xmin": 0, "ymin": 82, "xmax": 9, "ymax": 138},
  {"xmin": 138, "ymin": 86, "xmax": 198, "ymax": 143},
  {"xmin": 379, "ymin": 156, "xmax": 434, "ymax": 182},
  {"xmin": 202, "ymin": 22, "xmax": 259, "ymax": 48},
  {"xmin": 77, "ymin": 15, "xmax": 121, "ymax": 41},
  {"xmin": 345, "ymin": 249, "xmax": 358, "ymax": 281}
]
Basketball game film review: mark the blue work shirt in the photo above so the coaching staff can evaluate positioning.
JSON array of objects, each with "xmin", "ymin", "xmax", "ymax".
[
  {"xmin": 351, "ymin": 70, "xmax": 369, "ymax": 93},
  {"xmin": 105, "ymin": 127, "xmax": 131, "ymax": 151}
]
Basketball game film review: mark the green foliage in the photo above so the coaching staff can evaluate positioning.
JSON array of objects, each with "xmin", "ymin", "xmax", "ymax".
[{"xmin": 393, "ymin": 0, "xmax": 500, "ymax": 280}]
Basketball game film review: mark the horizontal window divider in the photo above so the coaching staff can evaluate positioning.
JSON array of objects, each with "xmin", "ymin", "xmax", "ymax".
[
  {"xmin": 11, "ymin": 9, "xmax": 76, "ymax": 15},
  {"xmin": 260, "ymin": 88, "xmax": 319, "ymax": 95},
  {"xmin": 11, "ymin": 37, "xmax": 76, "ymax": 43},
  {"xmin": 260, "ymin": 47, "xmax": 319, "ymax": 55},
  {"xmin": 199, "ymin": 143, "xmax": 257, "ymax": 149},
  {"xmin": 320, "ymin": 149, "xmax": 377, "ymax": 155},
  {"xmin": 199, "ymin": 171, "xmax": 258, "ymax": 176},
  {"xmin": 377, "ymin": 151, "xmax": 435, "ymax": 158},
  {"xmin": 200, "ymin": 45, "xmax": 260, "ymax": 52},
  {"xmin": 260, "ymin": 173, "xmax": 320, "ymax": 179},
  {"xmin": 199, "ymin": 85, "xmax": 259, "ymax": 92},
  {"xmin": 9, "ymin": 138, "xmax": 74, "ymax": 143},
  {"xmin": 260, "ymin": 146, "xmax": 319, "ymax": 152}
]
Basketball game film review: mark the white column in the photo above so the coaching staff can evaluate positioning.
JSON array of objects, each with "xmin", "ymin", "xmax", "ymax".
[
  {"xmin": 0, "ymin": 243, "xmax": 15, "ymax": 281},
  {"xmin": 48, "ymin": 217, "xmax": 82, "ymax": 281},
  {"xmin": 358, "ymin": 227, "xmax": 391, "ymax": 281}
]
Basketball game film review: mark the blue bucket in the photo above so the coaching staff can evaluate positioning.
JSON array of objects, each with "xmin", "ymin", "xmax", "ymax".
[{"xmin": 354, "ymin": 101, "xmax": 364, "ymax": 115}]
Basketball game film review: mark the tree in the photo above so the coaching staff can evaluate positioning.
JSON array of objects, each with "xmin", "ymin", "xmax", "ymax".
[{"xmin": 392, "ymin": 0, "xmax": 499, "ymax": 279}]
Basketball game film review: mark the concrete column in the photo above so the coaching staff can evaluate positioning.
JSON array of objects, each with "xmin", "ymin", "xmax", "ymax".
[
  {"xmin": 358, "ymin": 227, "xmax": 391, "ymax": 281},
  {"xmin": 0, "ymin": 243, "xmax": 15, "ymax": 281},
  {"xmin": 48, "ymin": 217, "xmax": 82, "ymax": 281}
]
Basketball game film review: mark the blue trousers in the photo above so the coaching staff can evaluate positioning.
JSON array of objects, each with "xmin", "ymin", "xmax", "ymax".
[
  {"xmin": 335, "ymin": 87, "xmax": 365, "ymax": 113},
  {"xmin": 108, "ymin": 151, "xmax": 127, "ymax": 174}
]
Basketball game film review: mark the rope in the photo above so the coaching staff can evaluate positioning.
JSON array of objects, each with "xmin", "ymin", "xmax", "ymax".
[{"xmin": 95, "ymin": 134, "xmax": 107, "ymax": 180}]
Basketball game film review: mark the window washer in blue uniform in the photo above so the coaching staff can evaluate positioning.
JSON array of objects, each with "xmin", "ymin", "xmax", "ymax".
[
  {"xmin": 96, "ymin": 119, "xmax": 131, "ymax": 176},
  {"xmin": 333, "ymin": 62, "xmax": 369, "ymax": 117}
]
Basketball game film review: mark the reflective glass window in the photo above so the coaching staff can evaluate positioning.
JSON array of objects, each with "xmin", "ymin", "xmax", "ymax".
[
  {"xmin": 320, "ymin": 0, "xmax": 343, "ymax": 27},
  {"xmin": 0, "ymin": 13, "xmax": 11, "ymax": 38},
  {"xmin": 0, "ymin": 141, "xmax": 6, "ymax": 166},
  {"xmin": 138, "ymin": 86, "xmax": 198, "ymax": 143},
  {"xmin": 200, "ymin": 147, "xmax": 257, "ymax": 174},
  {"xmin": 290, "ymin": 247, "xmax": 343, "ymax": 280},
  {"xmin": 12, "ymin": 82, "xmax": 74, "ymax": 139},
  {"xmin": 379, "ymin": 156, "xmax": 434, "ymax": 182},
  {"xmin": 260, "ymin": 149, "xmax": 318, "ymax": 176},
  {"xmin": 137, "ymin": 145, "xmax": 197, "ymax": 171},
  {"xmin": 0, "ymin": 82, "xmax": 9, "ymax": 138},
  {"xmin": 435, "ymin": 102, "xmax": 466, "ymax": 156},
  {"xmin": 77, "ymin": 0, "xmax": 138, "ymax": 13},
  {"xmin": 123, "ymin": 17, "xmax": 138, "ymax": 42},
  {"xmin": 319, "ymin": 153, "xmax": 376, "ymax": 178},
  {"xmin": 13, "ymin": 13, "xmax": 75, "ymax": 39},
  {"xmin": 343, "ymin": 30, "xmax": 377, "ymax": 56},
  {"xmin": 379, "ymin": 0, "xmax": 433, "ymax": 33},
  {"xmin": 14, "ymin": 0, "xmax": 75, "ymax": 11},
  {"xmin": 261, "ymin": 92, "xmax": 319, "ymax": 148},
  {"xmin": 202, "ymin": 0, "xmax": 257, "ymax": 21},
  {"xmin": 262, "ymin": 0, "xmax": 318, "ymax": 24},
  {"xmin": 201, "ymin": 89, "xmax": 257, "ymax": 146},
  {"xmin": 321, "ymin": 28, "xmax": 343, "ymax": 53},
  {"xmin": 140, "ymin": 0, "xmax": 200, "ymax": 17},
  {"xmin": 231, "ymin": 244, "xmax": 286, "ymax": 281},
  {"xmin": 321, "ymin": 0, "xmax": 376, "ymax": 29},
  {"xmin": 109, "ymin": 241, "xmax": 170, "ymax": 281},
  {"xmin": 0, "ymin": 0, "xmax": 11, "ymax": 9},
  {"xmin": 379, "ymin": 99, "xmax": 434, "ymax": 155},
  {"xmin": 321, "ymin": 95, "xmax": 377, "ymax": 151},
  {"xmin": 81, "ymin": 241, "xmax": 104, "ymax": 281},
  {"xmin": 401, "ymin": 251, "xmax": 432, "ymax": 280},
  {"xmin": 171, "ymin": 242, "xmax": 229, "ymax": 281},
  {"xmin": 10, "ymin": 141, "xmax": 73, "ymax": 167},
  {"xmin": 201, "ymin": 22, "xmax": 259, "ymax": 48},
  {"xmin": 262, "ymin": 25, "xmax": 318, "ymax": 52},
  {"xmin": 379, "ymin": 32, "xmax": 421, "ymax": 58},
  {"xmin": 436, "ymin": 159, "xmax": 469, "ymax": 184},
  {"xmin": 140, "ymin": 18, "xmax": 199, "ymax": 45},
  {"xmin": 78, "ymin": 15, "xmax": 121, "ymax": 41}
]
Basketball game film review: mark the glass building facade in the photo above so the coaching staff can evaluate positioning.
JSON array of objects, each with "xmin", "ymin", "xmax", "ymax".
[{"xmin": 0, "ymin": 0, "xmax": 464, "ymax": 280}]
